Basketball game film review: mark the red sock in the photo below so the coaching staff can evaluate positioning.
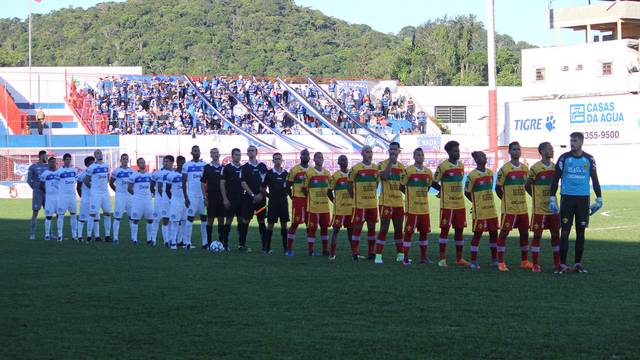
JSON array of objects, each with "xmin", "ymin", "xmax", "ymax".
[
  {"xmin": 394, "ymin": 231, "xmax": 403, "ymax": 253},
  {"xmin": 419, "ymin": 232, "xmax": 428, "ymax": 261},
  {"xmin": 375, "ymin": 232, "xmax": 386, "ymax": 254},
  {"xmin": 321, "ymin": 229, "xmax": 328, "ymax": 253},
  {"xmin": 439, "ymin": 228, "xmax": 449, "ymax": 260},
  {"xmin": 470, "ymin": 231, "xmax": 482, "ymax": 262},
  {"xmin": 367, "ymin": 228, "xmax": 376, "ymax": 256},
  {"xmin": 454, "ymin": 228, "xmax": 464, "ymax": 261},
  {"xmin": 287, "ymin": 223, "xmax": 298, "ymax": 251},
  {"xmin": 519, "ymin": 228, "xmax": 529, "ymax": 262},
  {"xmin": 351, "ymin": 227, "xmax": 362, "ymax": 255},
  {"xmin": 330, "ymin": 237, "xmax": 337, "ymax": 256},
  {"xmin": 403, "ymin": 232, "xmax": 412, "ymax": 262},
  {"xmin": 531, "ymin": 231, "xmax": 542, "ymax": 265},
  {"xmin": 497, "ymin": 233, "xmax": 507, "ymax": 263},
  {"xmin": 551, "ymin": 231, "xmax": 560, "ymax": 267},
  {"xmin": 489, "ymin": 231, "xmax": 498, "ymax": 261},
  {"xmin": 307, "ymin": 237, "xmax": 315, "ymax": 253}
]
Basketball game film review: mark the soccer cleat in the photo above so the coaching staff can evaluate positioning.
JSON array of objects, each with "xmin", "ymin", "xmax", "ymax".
[
  {"xmin": 202, "ymin": 244, "xmax": 209, "ymax": 250},
  {"xmin": 105, "ymin": 236, "xmax": 112, "ymax": 243},
  {"xmin": 573, "ymin": 263, "xmax": 588, "ymax": 273},
  {"xmin": 322, "ymin": 250, "xmax": 331, "ymax": 257},
  {"xmin": 44, "ymin": 235, "xmax": 50, "ymax": 241},
  {"xmin": 367, "ymin": 253, "xmax": 375, "ymax": 260},
  {"xmin": 238, "ymin": 246, "xmax": 251, "ymax": 253},
  {"xmin": 133, "ymin": 240, "xmax": 139, "ymax": 245},
  {"xmin": 57, "ymin": 237, "xmax": 63, "ymax": 242},
  {"xmin": 329, "ymin": 254, "xmax": 336, "ymax": 260},
  {"xmin": 396, "ymin": 253, "xmax": 404, "ymax": 262},
  {"xmin": 532, "ymin": 264, "xmax": 542, "ymax": 273},
  {"xmin": 557, "ymin": 264, "xmax": 571, "ymax": 274},
  {"xmin": 352, "ymin": 254, "xmax": 359, "ymax": 262},
  {"xmin": 113, "ymin": 240, "xmax": 119, "ymax": 246},
  {"xmin": 170, "ymin": 243, "xmax": 177, "ymax": 250},
  {"xmin": 147, "ymin": 240, "xmax": 153, "ymax": 246},
  {"xmin": 420, "ymin": 257, "xmax": 434, "ymax": 265},
  {"xmin": 308, "ymin": 250, "xmax": 316, "ymax": 257},
  {"xmin": 72, "ymin": 237, "xmax": 78, "ymax": 242},
  {"xmin": 177, "ymin": 242, "xmax": 184, "ymax": 248},
  {"xmin": 186, "ymin": 244, "xmax": 192, "ymax": 250},
  {"xmin": 456, "ymin": 259, "xmax": 470, "ymax": 267},
  {"xmin": 29, "ymin": 234, "xmax": 36, "ymax": 240},
  {"xmin": 86, "ymin": 237, "xmax": 93, "ymax": 243},
  {"xmin": 374, "ymin": 254, "xmax": 384, "ymax": 264},
  {"xmin": 469, "ymin": 262, "xmax": 481, "ymax": 270},
  {"xmin": 266, "ymin": 250, "xmax": 273, "ymax": 255},
  {"xmin": 520, "ymin": 260, "xmax": 534, "ymax": 269},
  {"xmin": 164, "ymin": 242, "xmax": 169, "ymax": 248},
  {"xmin": 95, "ymin": 237, "xmax": 102, "ymax": 242},
  {"xmin": 489, "ymin": 260, "xmax": 499, "ymax": 268},
  {"xmin": 403, "ymin": 259, "xmax": 412, "ymax": 266},
  {"xmin": 437, "ymin": 259, "xmax": 448, "ymax": 268},
  {"xmin": 285, "ymin": 250, "xmax": 295, "ymax": 257},
  {"xmin": 498, "ymin": 262, "xmax": 510, "ymax": 272}
]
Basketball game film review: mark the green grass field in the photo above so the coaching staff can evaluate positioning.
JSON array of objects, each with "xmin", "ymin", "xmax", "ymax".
[{"xmin": 1, "ymin": 191, "xmax": 638, "ymax": 359}]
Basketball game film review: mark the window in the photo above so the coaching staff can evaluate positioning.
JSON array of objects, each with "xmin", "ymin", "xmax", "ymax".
[
  {"xmin": 602, "ymin": 62, "xmax": 612, "ymax": 76},
  {"xmin": 576, "ymin": 64, "xmax": 583, "ymax": 71},
  {"xmin": 535, "ymin": 68, "xmax": 545, "ymax": 81},
  {"xmin": 435, "ymin": 106, "xmax": 466, "ymax": 123},
  {"xmin": 561, "ymin": 65, "xmax": 569, "ymax": 72}
]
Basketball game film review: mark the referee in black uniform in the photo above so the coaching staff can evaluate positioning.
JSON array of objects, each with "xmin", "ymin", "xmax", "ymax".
[
  {"xmin": 201, "ymin": 147, "xmax": 224, "ymax": 249},
  {"xmin": 261, "ymin": 153, "xmax": 289, "ymax": 254},
  {"xmin": 240, "ymin": 145, "xmax": 268, "ymax": 253},
  {"xmin": 221, "ymin": 148, "xmax": 244, "ymax": 251}
]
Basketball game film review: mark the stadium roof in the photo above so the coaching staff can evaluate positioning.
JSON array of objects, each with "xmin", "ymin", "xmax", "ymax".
[{"xmin": 550, "ymin": 0, "xmax": 640, "ymax": 39}]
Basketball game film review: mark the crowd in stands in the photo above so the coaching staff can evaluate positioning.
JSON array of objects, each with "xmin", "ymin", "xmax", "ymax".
[{"xmin": 86, "ymin": 75, "xmax": 426, "ymax": 136}]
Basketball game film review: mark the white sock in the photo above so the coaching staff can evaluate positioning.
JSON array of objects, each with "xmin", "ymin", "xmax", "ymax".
[
  {"xmin": 70, "ymin": 215, "xmax": 77, "ymax": 239},
  {"xmin": 169, "ymin": 222, "xmax": 178, "ymax": 245},
  {"xmin": 151, "ymin": 221, "xmax": 159, "ymax": 242},
  {"xmin": 146, "ymin": 223, "xmax": 153, "ymax": 242},
  {"xmin": 93, "ymin": 219, "xmax": 100, "ymax": 237},
  {"xmin": 113, "ymin": 218, "xmax": 121, "ymax": 241},
  {"xmin": 57, "ymin": 215, "xmax": 64, "ymax": 239},
  {"xmin": 201, "ymin": 221, "xmax": 207, "ymax": 246},
  {"xmin": 130, "ymin": 222, "xmax": 138, "ymax": 242},
  {"xmin": 86, "ymin": 219, "xmax": 94, "ymax": 238},
  {"xmin": 161, "ymin": 224, "xmax": 169, "ymax": 244},
  {"xmin": 44, "ymin": 218, "xmax": 51, "ymax": 239},
  {"xmin": 177, "ymin": 221, "xmax": 184, "ymax": 244},
  {"xmin": 77, "ymin": 221, "xmax": 85, "ymax": 239},
  {"xmin": 104, "ymin": 215, "xmax": 111, "ymax": 237},
  {"xmin": 184, "ymin": 221, "xmax": 193, "ymax": 245}
]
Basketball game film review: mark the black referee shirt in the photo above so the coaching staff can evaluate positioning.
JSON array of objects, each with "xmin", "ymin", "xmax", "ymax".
[
  {"xmin": 201, "ymin": 162, "xmax": 224, "ymax": 203},
  {"xmin": 241, "ymin": 161, "xmax": 268, "ymax": 194},
  {"xmin": 223, "ymin": 162, "xmax": 244, "ymax": 199},
  {"xmin": 262, "ymin": 168, "xmax": 289, "ymax": 199}
]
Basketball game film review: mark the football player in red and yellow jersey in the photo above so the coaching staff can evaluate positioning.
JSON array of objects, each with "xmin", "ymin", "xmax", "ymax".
[
  {"xmin": 375, "ymin": 142, "xmax": 406, "ymax": 264},
  {"xmin": 434, "ymin": 141, "xmax": 469, "ymax": 268},
  {"xmin": 495, "ymin": 141, "xmax": 533, "ymax": 272},
  {"xmin": 303, "ymin": 152, "xmax": 332, "ymax": 256},
  {"xmin": 285, "ymin": 149, "xmax": 310, "ymax": 255},
  {"xmin": 464, "ymin": 151, "xmax": 499, "ymax": 270},
  {"xmin": 525, "ymin": 142, "xmax": 561, "ymax": 272},
  {"xmin": 348, "ymin": 145, "xmax": 379, "ymax": 261},
  {"xmin": 328, "ymin": 155, "xmax": 353, "ymax": 260}
]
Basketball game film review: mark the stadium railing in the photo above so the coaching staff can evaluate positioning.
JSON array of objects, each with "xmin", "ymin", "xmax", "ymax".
[
  {"xmin": 65, "ymin": 81, "xmax": 106, "ymax": 135},
  {"xmin": 0, "ymin": 83, "xmax": 28, "ymax": 134}
]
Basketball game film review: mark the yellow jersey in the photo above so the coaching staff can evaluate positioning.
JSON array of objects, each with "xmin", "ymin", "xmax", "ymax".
[
  {"xmin": 330, "ymin": 170, "xmax": 353, "ymax": 216},
  {"xmin": 287, "ymin": 164, "xmax": 309, "ymax": 199},
  {"xmin": 434, "ymin": 160, "xmax": 465, "ymax": 210},
  {"xmin": 403, "ymin": 164, "xmax": 433, "ymax": 215},
  {"xmin": 496, "ymin": 162, "xmax": 529, "ymax": 215},
  {"xmin": 348, "ymin": 162, "xmax": 379, "ymax": 209},
  {"xmin": 304, "ymin": 167, "xmax": 331, "ymax": 214},
  {"xmin": 465, "ymin": 168, "xmax": 497, "ymax": 220},
  {"xmin": 528, "ymin": 161, "xmax": 556, "ymax": 215},
  {"xmin": 377, "ymin": 159, "xmax": 405, "ymax": 207}
]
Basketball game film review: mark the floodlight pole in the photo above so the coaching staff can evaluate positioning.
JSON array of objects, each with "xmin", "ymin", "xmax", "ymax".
[{"xmin": 486, "ymin": 0, "xmax": 498, "ymax": 170}]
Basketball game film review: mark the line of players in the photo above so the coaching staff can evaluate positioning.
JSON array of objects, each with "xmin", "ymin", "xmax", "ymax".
[{"xmin": 34, "ymin": 137, "xmax": 597, "ymax": 273}]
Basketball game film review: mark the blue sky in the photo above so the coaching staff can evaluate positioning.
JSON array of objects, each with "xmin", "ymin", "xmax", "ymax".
[{"xmin": 4, "ymin": 0, "xmax": 594, "ymax": 46}]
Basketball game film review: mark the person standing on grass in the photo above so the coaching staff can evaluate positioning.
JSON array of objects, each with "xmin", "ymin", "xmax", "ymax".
[
  {"xmin": 285, "ymin": 149, "xmax": 310, "ymax": 255},
  {"xmin": 110, "ymin": 154, "xmax": 134, "ymax": 246},
  {"xmin": 327, "ymin": 155, "xmax": 353, "ymax": 260},
  {"xmin": 261, "ymin": 153, "xmax": 289, "ymax": 254},
  {"xmin": 220, "ymin": 148, "xmax": 244, "ymax": 251},
  {"xmin": 302, "ymin": 152, "xmax": 332, "ymax": 256},
  {"xmin": 348, "ymin": 145, "xmax": 379, "ymax": 261},
  {"xmin": 39, "ymin": 157, "xmax": 59, "ymax": 241},
  {"xmin": 84, "ymin": 149, "xmax": 112, "ymax": 242},
  {"xmin": 166, "ymin": 156, "xmax": 186, "ymax": 250},
  {"xmin": 525, "ymin": 142, "xmax": 561, "ymax": 273},
  {"xmin": 182, "ymin": 145, "xmax": 206, "ymax": 250},
  {"xmin": 27, "ymin": 150, "xmax": 48, "ymax": 240},
  {"xmin": 201, "ymin": 148, "xmax": 224, "ymax": 249},
  {"xmin": 239, "ymin": 145, "xmax": 268, "ymax": 253},
  {"xmin": 54, "ymin": 153, "xmax": 78, "ymax": 242},
  {"xmin": 550, "ymin": 132, "xmax": 602, "ymax": 274},
  {"xmin": 76, "ymin": 156, "xmax": 95, "ymax": 242},
  {"xmin": 128, "ymin": 157, "xmax": 155, "ymax": 246}
]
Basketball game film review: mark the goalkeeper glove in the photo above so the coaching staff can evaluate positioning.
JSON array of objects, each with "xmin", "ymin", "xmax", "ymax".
[
  {"xmin": 549, "ymin": 197, "xmax": 559, "ymax": 214},
  {"xmin": 590, "ymin": 197, "xmax": 603, "ymax": 215}
]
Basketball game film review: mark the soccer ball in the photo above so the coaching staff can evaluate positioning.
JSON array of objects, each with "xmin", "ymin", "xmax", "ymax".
[{"xmin": 209, "ymin": 241, "xmax": 225, "ymax": 253}]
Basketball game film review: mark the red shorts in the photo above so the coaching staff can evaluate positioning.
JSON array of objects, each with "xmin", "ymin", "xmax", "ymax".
[
  {"xmin": 530, "ymin": 213, "xmax": 560, "ymax": 232},
  {"xmin": 472, "ymin": 217, "xmax": 499, "ymax": 233},
  {"xmin": 404, "ymin": 213, "xmax": 431, "ymax": 234},
  {"xmin": 331, "ymin": 214, "xmax": 352, "ymax": 229},
  {"xmin": 291, "ymin": 197, "xmax": 307, "ymax": 225},
  {"xmin": 352, "ymin": 207, "xmax": 378, "ymax": 225},
  {"xmin": 439, "ymin": 208, "xmax": 467, "ymax": 229},
  {"xmin": 379, "ymin": 205, "xmax": 405, "ymax": 219},
  {"xmin": 307, "ymin": 212, "xmax": 330, "ymax": 230},
  {"xmin": 501, "ymin": 213, "xmax": 529, "ymax": 232}
]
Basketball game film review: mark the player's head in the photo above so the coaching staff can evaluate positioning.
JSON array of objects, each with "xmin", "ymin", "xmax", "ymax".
[
  {"xmin": 231, "ymin": 148, "xmax": 241, "ymax": 163},
  {"xmin": 191, "ymin": 145, "xmax": 200, "ymax": 160},
  {"xmin": 471, "ymin": 151, "xmax": 487, "ymax": 167},
  {"xmin": 94, "ymin": 149, "xmax": 103, "ymax": 162},
  {"xmin": 300, "ymin": 149, "xmax": 310, "ymax": 165},
  {"xmin": 176, "ymin": 155, "xmax": 186, "ymax": 170},
  {"xmin": 570, "ymin": 132, "xmax": 584, "ymax": 152},
  {"xmin": 247, "ymin": 145, "xmax": 257, "ymax": 160},
  {"xmin": 538, "ymin": 142, "xmax": 553, "ymax": 159},
  {"xmin": 313, "ymin": 152, "xmax": 324, "ymax": 167},
  {"xmin": 84, "ymin": 156, "xmax": 95, "ymax": 167},
  {"xmin": 444, "ymin": 141, "xmax": 460, "ymax": 161},
  {"xmin": 137, "ymin": 157, "xmax": 146, "ymax": 171},
  {"xmin": 508, "ymin": 141, "xmax": 521, "ymax": 160},
  {"xmin": 388, "ymin": 142, "xmax": 400, "ymax": 157},
  {"xmin": 38, "ymin": 150, "xmax": 47, "ymax": 162},
  {"xmin": 272, "ymin": 152, "xmax": 283, "ymax": 168},
  {"xmin": 413, "ymin": 147, "xmax": 424, "ymax": 164},
  {"xmin": 47, "ymin": 156, "xmax": 57, "ymax": 170},
  {"xmin": 162, "ymin": 155, "xmax": 173, "ymax": 169},
  {"xmin": 120, "ymin": 153, "xmax": 129, "ymax": 167},
  {"xmin": 337, "ymin": 155, "xmax": 348, "ymax": 170},
  {"xmin": 209, "ymin": 147, "xmax": 219, "ymax": 163},
  {"xmin": 63, "ymin": 153, "xmax": 72, "ymax": 167},
  {"xmin": 361, "ymin": 145, "xmax": 373, "ymax": 163}
]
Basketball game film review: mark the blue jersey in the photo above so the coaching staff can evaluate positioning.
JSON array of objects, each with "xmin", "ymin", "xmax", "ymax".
[{"xmin": 556, "ymin": 151, "xmax": 596, "ymax": 196}]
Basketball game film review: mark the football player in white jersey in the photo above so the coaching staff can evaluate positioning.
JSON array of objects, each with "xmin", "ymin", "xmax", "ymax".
[
  {"xmin": 151, "ymin": 156, "xmax": 172, "ymax": 246},
  {"xmin": 54, "ymin": 153, "xmax": 78, "ymax": 241},
  {"xmin": 182, "ymin": 145, "xmax": 206, "ymax": 249},
  {"xmin": 76, "ymin": 156, "xmax": 95, "ymax": 242},
  {"xmin": 166, "ymin": 156, "xmax": 187, "ymax": 250},
  {"xmin": 128, "ymin": 157, "xmax": 154, "ymax": 245},
  {"xmin": 84, "ymin": 149, "xmax": 112, "ymax": 241},
  {"xmin": 109, "ymin": 153, "xmax": 134, "ymax": 245},
  {"xmin": 39, "ymin": 157, "xmax": 59, "ymax": 241}
]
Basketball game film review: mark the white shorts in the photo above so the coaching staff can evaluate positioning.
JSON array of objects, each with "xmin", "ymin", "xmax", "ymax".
[
  {"xmin": 186, "ymin": 195, "xmax": 205, "ymax": 217},
  {"xmin": 44, "ymin": 195, "xmax": 58, "ymax": 217},
  {"xmin": 113, "ymin": 193, "xmax": 131, "ymax": 219},
  {"xmin": 79, "ymin": 199, "xmax": 91, "ymax": 221},
  {"xmin": 56, "ymin": 193, "xmax": 77, "ymax": 215},
  {"xmin": 90, "ymin": 192, "xmax": 112, "ymax": 215},
  {"xmin": 154, "ymin": 196, "xmax": 169, "ymax": 220},
  {"xmin": 169, "ymin": 198, "xmax": 186, "ymax": 222},
  {"xmin": 130, "ymin": 198, "xmax": 154, "ymax": 221}
]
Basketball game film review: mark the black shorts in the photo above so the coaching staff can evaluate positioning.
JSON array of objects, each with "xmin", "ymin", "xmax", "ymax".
[
  {"xmin": 224, "ymin": 197, "xmax": 243, "ymax": 219},
  {"xmin": 240, "ymin": 195, "xmax": 267, "ymax": 221},
  {"xmin": 560, "ymin": 195, "xmax": 590, "ymax": 229},
  {"xmin": 207, "ymin": 196, "xmax": 225, "ymax": 218},
  {"xmin": 267, "ymin": 197, "xmax": 290, "ymax": 224}
]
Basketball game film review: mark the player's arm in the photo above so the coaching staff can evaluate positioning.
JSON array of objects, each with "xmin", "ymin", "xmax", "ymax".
[
  {"xmin": 109, "ymin": 174, "xmax": 116, "ymax": 192},
  {"xmin": 495, "ymin": 169, "xmax": 504, "ymax": 199},
  {"xmin": 430, "ymin": 181, "xmax": 441, "ymax": 192},
  {"xmin": 165, "ymin": 182, "xmax": 172, "ymax": 199},
  {"xmin": 39, "ymin": 176, "xmax": 46, "ymax": 193},
  {"xmin": 286, "ymin": 169, "xmax": 295, "ymax": 199},
  {"xmin": 220, "ymin": 167, "xmax": 230, "ymax": 208},
  {"xmin": 27, "ymin": 165, "xmax": 36, "ymax": 189},
  {"xmin": 181, "ymin": 171, "xmax": 190, "ymax": 206},
  {"xmin": 127, "ymin": 181, "xmax": 134, "ymax": 195},
  {"xmin": 464, "ymin": 177, "xmax": 472, "ymax": 202},
  {"xmin": 200, "ymin": 168, "xmax": 208, "ymax": 201},
  {"xmin": 549, "ymin": 160, "xmax": 562, "ymax": 197},
  {"xmin": 590, "ymin": 156, "xmax": 602, "ymax": 198},
  {"xmin": 379, "ymin": 160, "xmax": 393, "ymax": 180},
  {"xmin": 83, "ymin": 170, "xmax": 92, "ymax": 188},
  {"xmin": 240, "ymin": 168, "xmax": 255, "ymax": 197},
  {"xmin": 76, "ymin": 179, "xmax": 82, "ymax": 197},
  {"xmin": 150, "ymin": 178, "xmax": 156, "ymax": 197},
  {"xmin": 524, "ymin": 178, "xmax": 533, "ymax": 197},
  {"xmin": 301, "ymin": 172, "xmax": 309, "ymax": 197},
  {"xmin": 260, "ymin": 172, "xmax": 270, "ymax": 198}
]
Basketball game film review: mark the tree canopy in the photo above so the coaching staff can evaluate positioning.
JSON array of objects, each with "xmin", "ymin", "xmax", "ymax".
[{"xmin": 0, "ymin": 0, "xmax": 533, "ymax": 85}]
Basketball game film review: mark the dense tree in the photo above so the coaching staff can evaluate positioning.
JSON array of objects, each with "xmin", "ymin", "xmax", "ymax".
[{"xmin": 0, "ymin": 0, "xmax": 533, "ymax": 85}]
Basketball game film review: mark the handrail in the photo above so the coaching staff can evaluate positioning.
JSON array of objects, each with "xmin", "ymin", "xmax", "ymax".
[{"xmin": 0, "ymin": 83, "xmax": 26, "ymax": 134}]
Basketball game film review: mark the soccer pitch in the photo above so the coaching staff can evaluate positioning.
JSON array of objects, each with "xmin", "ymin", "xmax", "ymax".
[{"xmin": 1, "ymin": 191, "xmax": 638, "ymax": 359}]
